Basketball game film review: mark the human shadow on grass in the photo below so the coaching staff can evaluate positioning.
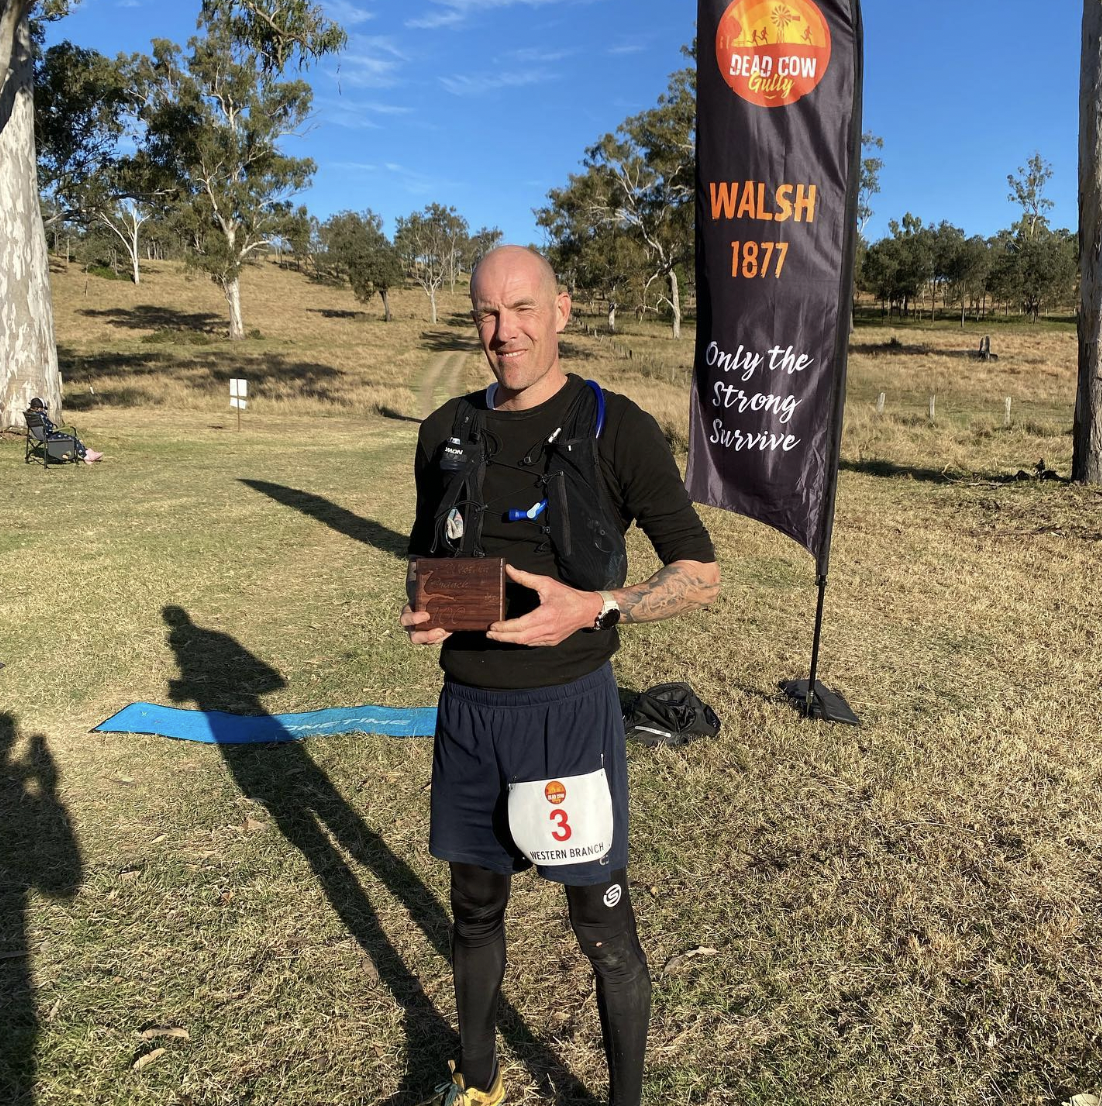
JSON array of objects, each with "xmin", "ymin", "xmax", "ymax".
[
  {"xmin": 0, "ymin": 714, "xmax": 83, "ymax": 1106},
  {"xmin": 239, "ymin": 480, "xmax": 408, "ymax": 558},
  {"xmin": 161, "ymin": 607, "xmax": 601, "ymax": 1106}
]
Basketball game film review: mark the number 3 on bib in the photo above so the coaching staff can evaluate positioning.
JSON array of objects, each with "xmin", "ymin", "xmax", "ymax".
[
  {"xmin": 508, "ymin": 769, "xmax": 613, "ymax": 866},
  {"xmin": 550, "ymin": 808, "xmax": 571, "ymax": 841}
]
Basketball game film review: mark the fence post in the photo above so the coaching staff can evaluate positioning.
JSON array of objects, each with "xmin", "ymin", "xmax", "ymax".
[
  {"xmin": 876, "ymin": 391, "xmax": 885, "ymax": 415},
  {"xmin": 1004, "ymin": 397, "xmax": 1012, "ymax": 428},
  {"xmin": 928, "ymin": 394, "xmax": 936, "ymax": 422}
]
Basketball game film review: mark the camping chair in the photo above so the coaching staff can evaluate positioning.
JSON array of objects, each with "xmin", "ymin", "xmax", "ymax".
[{"xmin": 24, "ymin": 410, "xmax": 82, "ymax": 469}]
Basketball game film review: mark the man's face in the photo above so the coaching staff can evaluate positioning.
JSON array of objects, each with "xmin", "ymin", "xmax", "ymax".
[{"xmin": 470, "ymin": 249, "xmax": 570, "ymax": 403}]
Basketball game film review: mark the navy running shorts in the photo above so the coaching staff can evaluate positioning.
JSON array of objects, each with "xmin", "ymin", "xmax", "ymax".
[{"xmin": 429, "ymin": 663, "xmax": 629, "ymax": 886}]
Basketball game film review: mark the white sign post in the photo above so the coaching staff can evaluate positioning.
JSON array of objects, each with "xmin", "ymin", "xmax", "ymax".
[{"xmin": 230, "ymin": 378, "xmax": 248, "ymax": 432}]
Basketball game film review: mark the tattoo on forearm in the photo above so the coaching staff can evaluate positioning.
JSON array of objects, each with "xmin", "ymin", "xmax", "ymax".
[{"xmin": 617, "ymin": 562, "xmax": 721, "ymax": 624}]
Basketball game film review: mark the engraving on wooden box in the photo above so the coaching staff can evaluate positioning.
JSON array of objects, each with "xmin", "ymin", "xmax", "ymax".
[{"xmin": 411, "ymin": 557, "xmax": 506, "ymax": 632}]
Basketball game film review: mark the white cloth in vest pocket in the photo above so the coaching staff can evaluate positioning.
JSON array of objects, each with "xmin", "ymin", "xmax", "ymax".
[{"xmin": 507, "ymin": 768, "xmax": 613, "ymax": 866}]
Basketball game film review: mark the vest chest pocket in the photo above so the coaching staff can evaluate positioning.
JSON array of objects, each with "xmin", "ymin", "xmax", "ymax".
[{"xmin": 507, "ymin": 768, "xmax": 613, "ymax": 866}]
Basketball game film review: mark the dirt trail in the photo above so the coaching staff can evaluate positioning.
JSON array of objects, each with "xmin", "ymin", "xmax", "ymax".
[{"xmin": 417, "ymin": 350, "xmax": 471, "ymax": 418}]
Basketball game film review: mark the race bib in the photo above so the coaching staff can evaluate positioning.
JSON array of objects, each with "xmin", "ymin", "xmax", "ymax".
[{"xmin": 507, "ymin": 768, "xmax": 613, "ymax": 867}]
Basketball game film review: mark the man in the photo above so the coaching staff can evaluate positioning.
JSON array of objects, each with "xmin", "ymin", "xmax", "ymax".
[{"xmin": 402, "ymin": 246, "xmax": 720, "ymax": 1106}]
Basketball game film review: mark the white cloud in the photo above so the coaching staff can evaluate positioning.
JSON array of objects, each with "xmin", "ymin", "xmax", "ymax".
[
  {"xmin": 333, "ymin": 34, "xmax": 407, "ymax": 88},
  {"xmin": 315, "ymin": 92, "xmax": 413, "ymax": 129},
  {"xmin": 439, "ymin": 68, "xmax": 556, "ymax": 96},
  {"xmin": 608, "ymin": 41, "xmax": 646, "ymax": 56},
  {"xmin": 407, "ymin": 0, "xmax": 600, "ymax": 31},
  {"xmin": 323, "ymin": 0, "xmax": 375, "ymax": 27}
]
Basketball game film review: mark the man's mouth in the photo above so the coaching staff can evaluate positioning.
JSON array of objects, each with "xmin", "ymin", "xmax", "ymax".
[{"xmin": 497, "ymin": 349, "xmax": 525, "ymax": 360}]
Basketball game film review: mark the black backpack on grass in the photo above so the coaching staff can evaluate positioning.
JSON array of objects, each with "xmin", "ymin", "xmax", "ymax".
[{"xmin": 622, "ymin": 683, "xmax": 721, "ymax": 748}]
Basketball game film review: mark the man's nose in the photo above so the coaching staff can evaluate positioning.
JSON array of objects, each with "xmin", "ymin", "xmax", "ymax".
[{"xmin": 495, "ymin": 309, "xmax": 520, "ymax": 343}]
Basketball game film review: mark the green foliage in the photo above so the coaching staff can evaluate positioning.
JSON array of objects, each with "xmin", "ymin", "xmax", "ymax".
[
  {"xmin": 857, "ymin": 131, "xmax": 883, "ymax": 238},
  {"xmin": 140, "ymin": 11, "xmax": 317, "ymax": 295},
  {"xmin": 394, "ymin": 203, "xmax": 467, "ymax": 319},
  {"xmin": 199, "ymin": 0, "xmax": 347, "ymax": 72},
  {"xmin": 34, "ymin": 41, "xmax": 137, "ymax": 217},
  {"xmin": 1006, "ymin": 152, "xmax": 1055, "ymax": 237},
  {"xmin": 320, "ymin": 210, "xmax": 403, "ymax": 320},
  {"xmin": 538, "ymin": 54, "xmax": 694, "ymax": 329}
]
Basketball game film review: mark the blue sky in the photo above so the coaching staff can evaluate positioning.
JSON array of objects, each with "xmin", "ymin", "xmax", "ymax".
[{"xmin": 46, "ymin": 0, "xmax": 1080, "ymax": 246}]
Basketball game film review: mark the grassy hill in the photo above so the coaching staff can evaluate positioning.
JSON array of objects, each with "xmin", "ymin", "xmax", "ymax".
[{"xmin": 0, "ymin": 260, "xmax": 1097, "ymax": 1105}]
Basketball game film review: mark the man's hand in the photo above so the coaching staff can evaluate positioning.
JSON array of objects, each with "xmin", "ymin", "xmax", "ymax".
[
  {"xmin": 486, "ymin": 565, "xmax": 601, "ymax": 648},
  {"xmin": 400, "ymin": 604, "xmax": 452, "ymax": 646}
]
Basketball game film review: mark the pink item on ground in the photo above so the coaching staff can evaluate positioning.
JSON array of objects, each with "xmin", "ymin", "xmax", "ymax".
[{"xmin": 84, "ymin": 449, "xmax": 103, "ymax": 462}]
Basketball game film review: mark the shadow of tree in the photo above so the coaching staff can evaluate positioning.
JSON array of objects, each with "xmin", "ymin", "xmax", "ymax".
[
  {"xmin": 58, "ymin": 346, "xmax": 349, "ymax": 410},
  {"xmin": 239, "ymin": 480, "xmax": 409, "ymax": 557},
  {"xmin": 378, "ymin": 407, "xmax": 422, "ymax": 424},
  {"xmin": 839, "ymin": 458, "xmax": 953, "ymax": 483},
  {"xmin": 308, "ymin": 308, "xmax": 372, "ymax": 321},
  {"xmin": 79, "ymin": 306, "xmax": 225, "ymax": 334},
  {"xmin": 557, "ymin": 338, "xmax": 602, "ymax": 363},
  {"xmin": 161, "ymin": 608, "xmax": 600, "ymax": 1105},
  {"xmin": 418, "ymin": 329, "xmax": 480, "ymax": 355},
  {"xmin": 848, "ymin": 340, "xmax": 932, "ymax": 357},
  {"xmin": 0, "ymin": 714, "xmax": 83, "ymax": 1105}
]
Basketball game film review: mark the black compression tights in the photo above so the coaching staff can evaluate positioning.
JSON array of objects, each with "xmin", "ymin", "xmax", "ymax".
[{"xmin": 449, "ymin": 862, "xmax": 652, "ymax": 1105}]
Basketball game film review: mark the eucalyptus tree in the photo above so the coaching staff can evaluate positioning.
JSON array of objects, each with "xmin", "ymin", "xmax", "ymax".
[
  {"xmin": 79, "ymin": 153, "xmax": 175, "ymax": 285},
  {"xmin": 34, "ymin": 39, "xmax": 134, "ymax": 227},
  {"xmin": 857, "ymin": 131, "xmax": 883, "ymax": 239},
  {"xmin": 1, "ymin": 0, "xmax": 74, "ymax": 426},
  {"xmin": 578, "ymin": 58, "xmax": 695, "ymax": 339},
  {"xmin": 395, "ymin": 203, "xmax": 463, "ymax": 323},
  {"xmin": 141, "ymin": 10, "xmax": 329, "ymax": 338},
  {"xmin": 537, "ymin": 169, "xmax": 648, "ymax": 331},
  {"xmin": 1007, "ymin": 153, "xmax": 1055, "ymax": 238},
  {"xmin": 0, "ymin": 0, "xmax": 345, "ymax": 424},
  {"xmin": 322, "ymin": 209, "xmax": 403, "ymax": 321}
]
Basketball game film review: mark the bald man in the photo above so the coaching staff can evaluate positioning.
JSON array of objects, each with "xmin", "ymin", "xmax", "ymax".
[{"xmin": 402, "ymin": 246, "xmax": 720, "ymax": 1106}]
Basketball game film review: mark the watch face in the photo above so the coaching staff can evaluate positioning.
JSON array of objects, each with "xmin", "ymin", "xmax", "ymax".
[{"xmin": 595, "ymin": 608, "xmax": 621, "ymax": 631}]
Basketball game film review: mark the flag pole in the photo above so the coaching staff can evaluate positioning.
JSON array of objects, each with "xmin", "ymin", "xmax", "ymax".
[{"xmin": 780, "ymin": 0, "xmax": 864, "ymax": 726}]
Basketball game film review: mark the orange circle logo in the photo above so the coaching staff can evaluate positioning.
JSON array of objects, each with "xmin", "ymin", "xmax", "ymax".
[
  {"xmin": 715, "ymin": 0, "xmax": 831, "ymax": 108},
  {"xmin": 544, "ymin": 781, "xmax": 566, "ymax": 805}
]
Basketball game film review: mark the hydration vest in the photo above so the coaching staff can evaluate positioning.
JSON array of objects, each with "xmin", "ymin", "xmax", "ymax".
[{"xmin": 430, "ymin": 377, "xmax": 628, "ymax": 592}]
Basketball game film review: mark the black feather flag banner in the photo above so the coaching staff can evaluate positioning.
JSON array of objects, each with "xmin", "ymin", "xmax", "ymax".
[{"xmin": 688, "ymin": 0, "xmax": 863, "ymax": 573}]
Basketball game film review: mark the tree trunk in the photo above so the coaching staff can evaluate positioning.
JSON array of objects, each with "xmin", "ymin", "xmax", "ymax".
[
  {"xmin": 130, "ymin": 218, "xmax": 141, "ymax": 285},
  {"xmin": 669, "ymin": 267, "xmax": 682, "ymax": 340},
  {"xmin": 379, "ymin": 287, "xmax": 391, "ymax": 323},
  {"xmin": 429, "ymin": 288, "xmax": 437, "ymax": 325},
  {"xmin": 1076, "ymin": 0, "xmax": 1102, "ymax": 481},
  {"xmin": 0, "ymin": 10, "xmax": 62, "ymax": 429},
  {"xmin": 223, "ymin": 276, "xmax": 245, "ymax": 340},
  {"xmin": 607, "ymin": 302, "xmax": 617, "ymax": 332}
]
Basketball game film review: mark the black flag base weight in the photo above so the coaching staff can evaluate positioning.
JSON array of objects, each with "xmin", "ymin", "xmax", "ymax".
[{"xmin": 780, "ymin": 679, "xmax": 860, "ymax": 726}]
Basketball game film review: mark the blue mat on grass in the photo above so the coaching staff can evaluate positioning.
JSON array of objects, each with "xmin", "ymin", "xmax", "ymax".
[{"xmin": 94, "ymin": 702, "xmax": 437, "ymax": 744}]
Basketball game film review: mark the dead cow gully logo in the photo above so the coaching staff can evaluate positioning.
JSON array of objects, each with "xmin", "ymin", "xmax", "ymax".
[
  {"xmin": 544, "ymin": 780, "xmax": 567, "ymax": 805},
  {"xmin": 716, "ymin": 0, "xmax": 831, "ymax": 107}
]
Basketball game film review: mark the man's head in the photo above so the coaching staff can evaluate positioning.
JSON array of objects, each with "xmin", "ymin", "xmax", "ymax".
[{"xmin": 470, "ymin": 246, "xmax": 571, "ymax": 410}]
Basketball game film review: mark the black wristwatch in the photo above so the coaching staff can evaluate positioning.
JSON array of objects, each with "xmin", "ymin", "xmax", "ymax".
[{"xmin": 592, "ymin": 590, "xmax": 621, "ymax": 631}]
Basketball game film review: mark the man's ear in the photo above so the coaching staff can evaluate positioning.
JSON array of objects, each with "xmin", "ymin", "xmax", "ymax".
[{"xmin": 555, "ymin": 291, "xmax": 572, "ymax": 333}]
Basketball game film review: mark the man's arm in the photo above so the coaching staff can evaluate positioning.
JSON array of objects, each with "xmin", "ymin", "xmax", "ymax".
[
  {"xmin": 485, "ymin": 559, "xmax": 720, "ymax": 648},
  {"xmin": 611, "ymin": 558, "xmax": 721, "ymax": 624}
]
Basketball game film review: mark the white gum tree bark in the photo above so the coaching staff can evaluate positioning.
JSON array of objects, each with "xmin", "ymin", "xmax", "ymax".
[{"xmin": 0, "ymin": 2, "xmax": 62, "ymax": 429}]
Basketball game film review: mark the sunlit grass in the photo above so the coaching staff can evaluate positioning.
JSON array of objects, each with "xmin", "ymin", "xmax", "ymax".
[{"xmin": 0, "ymin": 261, "xmax": 1096, "ymax": 1106}]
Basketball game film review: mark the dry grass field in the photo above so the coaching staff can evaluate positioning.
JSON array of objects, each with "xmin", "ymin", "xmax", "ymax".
[{"xmin": 0, "ymin": 259, "xmax": 1099, "ymax": 1106}]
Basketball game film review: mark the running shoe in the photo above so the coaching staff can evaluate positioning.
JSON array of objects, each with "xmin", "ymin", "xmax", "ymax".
[{"xmin": 419, "ymin": 1060, "xmax": 505, "ymax": 1106}]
